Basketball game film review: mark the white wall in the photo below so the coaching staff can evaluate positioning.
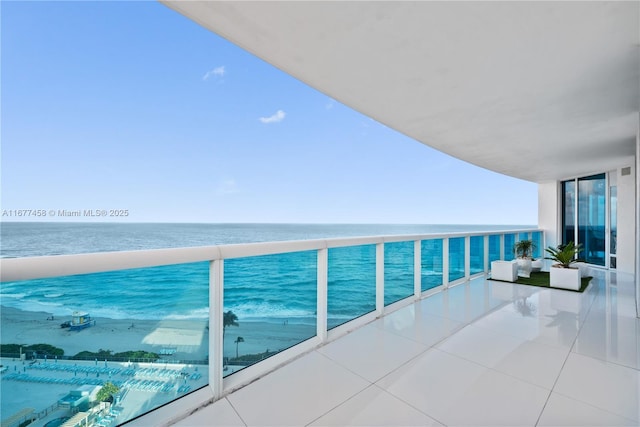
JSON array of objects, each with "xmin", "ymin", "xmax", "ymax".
[
  {"xmin": 616, "ymin": 164, "xmax": 636, "ymax": 274},
  {"xmin": 636, "ymin": 115, "xmax": 639, "ymax": 318},
  {"xmin": 538, "ymin": 181, "xmax": 559, "ymax": 250}
]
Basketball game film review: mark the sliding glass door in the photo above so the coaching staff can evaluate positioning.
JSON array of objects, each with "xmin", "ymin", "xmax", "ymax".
[{"xmin": 561, "ymin": 173, "xmax": 607, "ymax": 267}]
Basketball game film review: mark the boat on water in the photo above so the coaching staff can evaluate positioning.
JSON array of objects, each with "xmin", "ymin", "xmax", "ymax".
[{"xmin": 69, "ymin": 311, "xmax": 92, "ymax": 331}]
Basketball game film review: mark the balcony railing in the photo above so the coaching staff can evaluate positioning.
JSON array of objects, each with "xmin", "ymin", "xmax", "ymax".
[{"xmin": 0, "ymin": 228, "xmax": 542, "ymax": 426}]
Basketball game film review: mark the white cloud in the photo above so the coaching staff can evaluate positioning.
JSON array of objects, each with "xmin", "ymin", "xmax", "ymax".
[
  {"xmin": 259, "ymin": 110, "xmax": 286, "ymax": 124},
  {"xmin": 203, "ymin": 66, "xmax": 225, "ymax": 81},
  {"xmin": 325, "ymin": 98, "xmax": 335, "ymax": 110},
  {"xmin": 216, "ymin": 178, "xmax": 238, "ymax": 195}
]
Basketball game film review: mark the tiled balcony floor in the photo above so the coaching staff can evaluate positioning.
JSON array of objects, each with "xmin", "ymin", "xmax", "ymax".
[{"xmin": 174, "ymin": 269, "xmax": 640, "ymax": 426}]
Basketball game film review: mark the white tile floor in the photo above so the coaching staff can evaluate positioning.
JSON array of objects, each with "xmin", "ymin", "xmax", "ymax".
[{"xmin": 174, "ymin": 269, "xmax": 640, "ymax": 426}]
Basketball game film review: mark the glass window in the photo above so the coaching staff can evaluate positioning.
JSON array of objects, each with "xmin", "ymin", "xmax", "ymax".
[
  {"xmin": 610, "ymin": 186, "xmax": 617, "ymax": 256},
  {"xmin": 448, "ymin": 237, "xmax": 465, "ymax": 281},
  {"xmin": 226, "ymin": 252, "xmax": 317, "ymax": 374},
  {"xmin": 421, "ymin": 239, "xmax": 443, "ymax": 291},
  {"xmin": 504, "ymin": 234, "xmax": 516, "ymax": 260},
  {"xmin": 561, "ymin": 173, "xmax": 607, "ymax": 267},
  {"xmin": 384, "ymin": 241, "xmax": 414, "ymax": 305},
  {"xmin": 531, "ymin": 231, "xmax": 542, "ymax": 259},
  {"xmin": 327, "ymin": 245, "xmax": 375, "ymax": 329},
  {"xmin": 562, "ymin": 180, "xmax": 576, "ymax": 246},
  {"xmin": 578, "ymin": 174, "xmax": 606, "ymax": 266},
  {"xmin": 470, "ymin": 236, "xmax": 484, "ymax": 275},
  {"xmin": 488, "ymin": 235, "xmax": 501, "ymax": 264}
]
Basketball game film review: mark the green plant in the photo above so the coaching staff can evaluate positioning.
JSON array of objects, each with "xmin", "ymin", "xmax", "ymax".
[
  {"xmin": 96, "ymin": 382, "xmax": 119, "ymax": 402},
  {"xmin": 0, "ymin": 344, "xmax": 64, "ymax": 357},
  {"xmin": 514, "ymin": 240, "xmax": 535, "ymax": 259},
  {"xmin": 544, "ymin": 241, "xmax": 584, "ymax": 268},
  {"xmin": 223, "ymin": 311, "xmax": 239, "ymax": 338}
]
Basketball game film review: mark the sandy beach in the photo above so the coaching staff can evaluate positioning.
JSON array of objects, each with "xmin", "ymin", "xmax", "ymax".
[
  {"xmin": 1, "ymin": 306, "xmax": 317, "ymax": 360},
  {"xmin": 0, "ymin": 306, "xmax": 209, "ymax": 361}
]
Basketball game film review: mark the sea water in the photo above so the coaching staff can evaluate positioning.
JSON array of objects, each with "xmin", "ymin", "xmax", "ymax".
[{"xmin": 0, "ymin": 222, "xmax": 531, "ymax": 324}]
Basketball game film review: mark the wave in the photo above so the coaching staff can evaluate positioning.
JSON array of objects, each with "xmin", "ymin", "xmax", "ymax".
[
  {"xmin": 164, "ymin": 308, "xmax": 210, "ymax": 320},
  {"xmin": 225, "ymin": 302, "xmax": 315, "ymax": 320},
  {"xmin": 44, "ymin": 293, "xmax": 64, "ymax": 298},
  {"xmin": 0, "ymin": 293, "xmax": 28, "ymax": 299}
]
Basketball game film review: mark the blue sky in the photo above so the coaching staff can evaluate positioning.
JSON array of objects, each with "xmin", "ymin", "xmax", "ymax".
[{"xmin": 1, "ymin": 1, "xmax": 537, "ymax": 225}]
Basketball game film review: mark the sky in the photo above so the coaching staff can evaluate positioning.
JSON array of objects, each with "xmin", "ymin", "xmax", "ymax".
[{"xmin": 1, "ymin": 1, "xmax": 538, "ymax": 225}]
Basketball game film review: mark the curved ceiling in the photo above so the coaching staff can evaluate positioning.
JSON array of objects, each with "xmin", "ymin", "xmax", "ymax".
[{"xmin": 162, "ymin": 1, "xmax": 639, "ymax": 183}]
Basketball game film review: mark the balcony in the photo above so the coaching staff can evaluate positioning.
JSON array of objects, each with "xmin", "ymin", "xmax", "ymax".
[
  {"xmin": 165, "ymin": 269, "xmax": 639, "ymax": 426},
  {"xmin": 1, "ymin": 229, "xmax": 638, "ymax": 426}
]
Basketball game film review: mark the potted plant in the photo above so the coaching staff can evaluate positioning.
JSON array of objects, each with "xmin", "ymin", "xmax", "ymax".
[
  {"xmin": 544, "ymin": 241, "xmax": 584, "ymax": 290},
  {"xmin": 514, "ymin": 240, "xmax": 535, "ymax": 278}
]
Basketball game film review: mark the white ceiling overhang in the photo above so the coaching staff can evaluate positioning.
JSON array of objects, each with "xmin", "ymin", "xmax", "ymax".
[{"xmin": 161, "ymin": 1, "xmax": 639, "ymax": 183}]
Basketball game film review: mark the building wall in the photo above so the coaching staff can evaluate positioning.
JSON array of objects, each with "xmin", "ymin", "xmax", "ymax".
[
  {"xmin": 538, "ymin": 181, "xmax": 559, "ymax": 251},
  {"xmin": 617, "ymin": 164, "xmax": 636, "ymax": 273},
  {"xmin": 636, "ymin": 115, "xmax": 639, "ymax": 318}
]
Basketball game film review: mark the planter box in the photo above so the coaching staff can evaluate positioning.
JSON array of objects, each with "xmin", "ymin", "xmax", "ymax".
[
  {"xmin": 491, "ymin": 260, "xmax": 518, "ymax": 282},
  {"xmin": 549, "ymin": 265, "xmax": 581, "ymax": 290}
]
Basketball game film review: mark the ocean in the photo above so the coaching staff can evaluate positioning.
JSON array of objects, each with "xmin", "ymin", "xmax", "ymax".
[{"xmin": 0, "ymin": 222, "xmax": 533, "ymax": 325}]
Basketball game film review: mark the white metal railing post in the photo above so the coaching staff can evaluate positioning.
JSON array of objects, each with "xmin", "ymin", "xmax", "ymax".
[
  {"xmin": 443, "ymin": 238, "xmax": 449, "ymax": 288},
  {"xmin": 209, "ymin": 259, "xmax": 224, "ymax": 399},
  {"xmin": 465, "ymin": 235, "xmax": 471, "ymax": 280},
  {"xmin": 376, "ymin": 243, "xmax": 384, "ymax": 315},
  {"xmin": 484, "ymin": 235, "xmax": 490, "ymax": 273},
  {"xmin": 414, "ymin": 240, "xmax": 421, "ymax": 298},
  {"xmin": 317, "ymin": 248, "xmax": 328, "ymax": 342},
  {"xmin": 500, "ymin": 234, "xmax": 505, "ymax": 260}
]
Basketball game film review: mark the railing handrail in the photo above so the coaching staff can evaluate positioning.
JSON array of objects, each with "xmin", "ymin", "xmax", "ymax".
[{"xmin": 0, "ymin": 228, "xmax": 540, "ymax": 282}]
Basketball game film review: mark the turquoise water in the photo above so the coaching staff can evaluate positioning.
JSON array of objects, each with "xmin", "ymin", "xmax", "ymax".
[{"xmin": 0, "ymin": 223, "xmax": 536, "ymax": 323}]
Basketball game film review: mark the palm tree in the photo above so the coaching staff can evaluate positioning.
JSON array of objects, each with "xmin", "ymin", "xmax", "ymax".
[
  {"xmin": 234, "ymin": 336, "xmax": 244, "ymax": 358},
  {"xmin": 514, "ymin": 240, "xmax": 535, "ymax": 259},
  {"xmin": 223, "ymin": 310, "xmax": 239, "ymax": 338}
]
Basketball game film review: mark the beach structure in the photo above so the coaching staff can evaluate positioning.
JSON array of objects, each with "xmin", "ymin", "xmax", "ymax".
[
  {"xmin": 58, "ymin": 385, "xmax": 101, "ymax": 411},
  {"xmin": 69, "ymin": 312, "xmax": 92, "ymax": 331},
  {"xmin": 1, "ymin": 2, "xmax": 638, "ymax": 426}
]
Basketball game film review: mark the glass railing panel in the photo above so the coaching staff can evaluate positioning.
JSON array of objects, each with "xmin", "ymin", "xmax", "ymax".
[
  {"xmin": 504, "ymin": 233, "xmax": 516, "ymax": 260},
  {"xmin": 448, "ymin": 237, "xmax": 465, "ymax": 281},
  {"xmin": 421, "ymin": 239, "xmax": 443, "ymax": 291},
  {"xmin": 488, "ymin": 235, "xmax": 501, "ymax": 264},
  {"xmin": 0, "ymin": 263, "xmax": 209, "ymax": 425},
  {"xmin": 518, "ymin": 232, "xmax": 529, "ymax": 243},
  {"xmin": 384, "ymin": 241, "xmax": 414, "ymax": 306},
  {"xmin": 470, "ymin": 236, "xmax": 484, "ymax": 275},
  {"xmin": 532, "ymin": 231, "xmax": 542, "ymax": 259},
  {"xmin": 328, "ymin": 245, "xmax": 375, "ymax": 329},
  {"xmin": 223, "ymin": 251, "xmax": 317, "ymax": 376}
]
